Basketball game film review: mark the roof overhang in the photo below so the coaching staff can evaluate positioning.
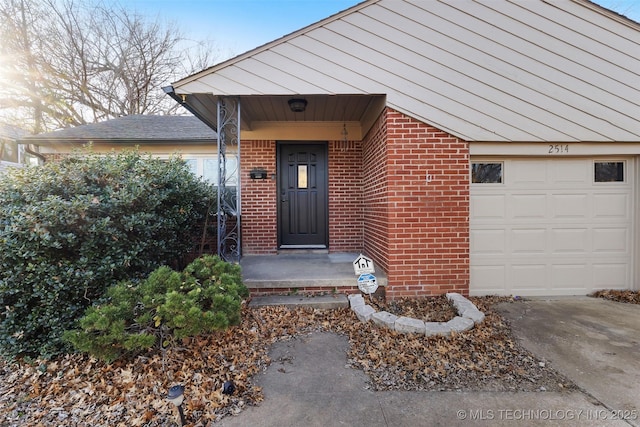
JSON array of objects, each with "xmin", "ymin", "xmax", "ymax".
[
  {"xmin": 22, "ymin": 139, "xmax": 219, "ymax": 156},
  {"xmin": 164, "ymin": 89, "xmax": 387, "ymax": 141}
]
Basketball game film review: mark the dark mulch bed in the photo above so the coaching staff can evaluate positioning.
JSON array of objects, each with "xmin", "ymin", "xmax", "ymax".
[{"xmin": 371, "ymin": 294, "xmax": 457, "ymax": 322}]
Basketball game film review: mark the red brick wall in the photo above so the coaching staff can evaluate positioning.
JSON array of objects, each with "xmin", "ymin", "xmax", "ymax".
[
  {"xmin": 362, "ymin": 112, "xmax": 390, "ymax": 274},
  {"xmin": 241, "ymin": 139, "xmax": 365, "ymax": 254},
  {"xmin": 240, "ymin": 111, "xmax": 470, "ymax": 298},
  {"xmin": 383, "ymin": 109, "xmax": 470, "ymax": 298},
  {"xmin": 328, "ymin": 140, "xmax": 364, "ymax": 252},
  {"xmin": 240, "ymin": 140, "xmax": 278, "ymax": 254}
]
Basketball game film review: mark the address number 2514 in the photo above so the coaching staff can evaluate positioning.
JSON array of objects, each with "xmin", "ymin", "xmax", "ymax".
[{"xmin": 548, "ymin": 144, "xmax": 569, "ymax": 154}]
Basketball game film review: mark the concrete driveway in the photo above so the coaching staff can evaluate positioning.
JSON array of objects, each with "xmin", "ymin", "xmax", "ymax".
[
  {"xmin": 217, "ymin": 297, "xmax": 639, "ymax": 426},
  {"xmin": 497, "ymin": 297, "xmax": 640, "ymax": 426}
]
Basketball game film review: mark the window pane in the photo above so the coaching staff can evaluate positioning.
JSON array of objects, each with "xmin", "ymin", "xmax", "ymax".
[
  {"xmin": 472, "ymin": 163, "xmax": 503, "ymax": 183},
  {"xmin": 186, "ymin": 156, "xmax": 239, "ymax": 186},
  {"xmin": 298, "ymin": 165, "xmax": 308, "ymax": 188},
  {"xmin": 225, "ymin": 156, "xmax": 238, "ymax": 186},
  {"xmin": 595, "ymin": 162, "xmax": 624, "ymax": 182},
  {"xmin": 184, "ymin": 159, "xmax": 198, "ymax": 176},
  {"xmin": 203, "ymin": 158, "xmax": 217, "ymax": 183},
  {"xmin": 1, "ymin": 140, "xmax": 18, "ymax": 163}
]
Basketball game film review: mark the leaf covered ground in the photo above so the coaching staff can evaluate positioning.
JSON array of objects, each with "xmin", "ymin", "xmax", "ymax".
[
  {"xmin": 1, "ymin": 295, "xmax": 577, "ymax": 426},
  {"xmin": 591, "ymin": 289, "xmax": 640, "ymax": 304}
]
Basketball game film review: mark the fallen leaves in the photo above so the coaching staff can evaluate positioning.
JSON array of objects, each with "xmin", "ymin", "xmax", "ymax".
[
  {"xmin": 591, "ymin": 289, "xmax": 640, "ymax": 304},
  {"xmin": 0, "ymin": 295, "xmax": 577, "ymax": 426}
]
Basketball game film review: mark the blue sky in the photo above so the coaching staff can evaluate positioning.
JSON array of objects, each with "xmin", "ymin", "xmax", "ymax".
[
  {"xmin": 118, "ymin": 0, "xmax": 639, "ymax": 61},
  {"xmin": 120, "ymin": 0, "xmax": 359, "ymax": 59}
]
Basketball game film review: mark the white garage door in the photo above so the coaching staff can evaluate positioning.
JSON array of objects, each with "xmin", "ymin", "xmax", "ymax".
[{"xmin": 470, "ymin": 158, "xmax": 634, "ymax": 296}]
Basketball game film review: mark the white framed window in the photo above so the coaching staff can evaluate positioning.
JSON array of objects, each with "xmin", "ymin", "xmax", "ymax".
[
  {"xmin": 181, "ymin": 155, "xmax": 238, "ymax": 186},
  {"xmin": 0, "ymin": 139, "xmax": 19, "ymax": 163},
  {"xmin": 471, "ymin": 162, "xmax": 503, "ymax": 184},
  {"xmin": 594, "ymin": 161, "xmax": 624, "ymax": 183}
]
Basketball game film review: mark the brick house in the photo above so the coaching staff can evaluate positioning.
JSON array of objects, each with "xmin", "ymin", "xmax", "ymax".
[{"xmin": 164, "ymin": 0, "xmax": 640, "ymax": 298}]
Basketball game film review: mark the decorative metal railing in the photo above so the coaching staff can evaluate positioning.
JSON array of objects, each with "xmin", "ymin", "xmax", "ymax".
[{"xmin": 216, "ymin": 97, "xmax": 241, "ymax": 263}]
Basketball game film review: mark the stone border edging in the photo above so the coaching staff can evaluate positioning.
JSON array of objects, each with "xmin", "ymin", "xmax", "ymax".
[{"xmin": 348, "ymin": 292, "xmax": 485, "ymax": 337}]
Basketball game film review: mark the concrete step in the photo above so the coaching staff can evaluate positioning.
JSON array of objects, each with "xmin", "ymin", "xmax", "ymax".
[
  {"xmin": 248, "ymin": 293, "xmax": 349, "ymax": 309},
  {"xmin": 240, "ymin": 252, "xmax": 388, "ymax": 291},
  {"xmin": 243, "ymin": 277, "xmax": 360, "ymax": 289}
]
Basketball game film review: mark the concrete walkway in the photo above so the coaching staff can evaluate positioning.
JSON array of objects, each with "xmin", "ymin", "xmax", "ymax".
[{"xmin": 218, "ymin": 297, "xmax": 640, "ymax": 426}]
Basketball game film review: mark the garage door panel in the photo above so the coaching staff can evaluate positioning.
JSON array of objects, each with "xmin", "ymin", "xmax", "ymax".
[
  {"xmin": 470, "ymin": 157, "xmax": 634, "ymax": 296},
  {"xmin": 511, "ymin": 160, "xmax": 547, "ymax": 185},
  {"xmin": 511, "ymin": 194, "xmax": 546, "ymax": 219},
  {"xmin": 470, "ymin": 195, "xmax": 505, "ymax": 219},
  {"xmin": 593, "ymin": 193, "xmax": 629, "ymax": 219},
  {"xmin": 512, "ymin": 264, "xmax": 546, "ymax": 290},
  {"xmin": 470, "ymin": 229, "xmax": 505, "ymax": 254},
  {"xmin": 550, "ymin": 160, "xmax": 589, "ymax": 183},
  {"xmin": 551, "ymin": 264, "xmax": 589, "ymax": 290},
  {"xmin": 551, "ymin": 228, "xmax": 589, "ymax": 253},
  {"xmin": 511, "ymin": 228, "xmax": 546, "ymax": 253},
  {"xmin": 593, "ymin": 263, "xmax": 628, "ymax": 289},
  {"xmin": 593, "ymin": 227, "xmax": 629, "ymax": 253},
  {"xmin": 552, "ymin": 194, "xmax": 588, "ymax": 219},
  {"xmin": 470, "ymin": 265, "xmax": 506, "ymax": 294}
]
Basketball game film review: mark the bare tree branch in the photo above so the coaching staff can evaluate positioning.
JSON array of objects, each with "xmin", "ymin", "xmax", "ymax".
[{"xmin": 0, "ymin": 0, "xmax": 220, "ymax": 133}]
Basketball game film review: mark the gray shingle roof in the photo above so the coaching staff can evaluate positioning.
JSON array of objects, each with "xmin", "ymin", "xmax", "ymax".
[
  {"xmin": 0, "ymin": 123, "xmax": 29, "ymax": 140},
  {"xmin": 21, "ymin": 115, "xmax": 216, "ymax": 144}
]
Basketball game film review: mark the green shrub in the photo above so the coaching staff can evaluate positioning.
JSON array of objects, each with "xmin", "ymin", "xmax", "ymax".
[
  {"xmin": 64, "ymin": 255, "xmax": 248, "ymax": 362},
  {"xmin": 0, "ymin": 149, "xmax": 216, "ymax": 359}
]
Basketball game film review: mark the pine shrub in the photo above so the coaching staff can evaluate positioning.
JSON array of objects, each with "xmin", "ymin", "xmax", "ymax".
[{"xmin": 64, "ymin": 255, "xmax": 248, "ymax": 362}]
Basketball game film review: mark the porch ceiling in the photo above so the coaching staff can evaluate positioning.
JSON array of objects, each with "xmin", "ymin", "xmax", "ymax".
[{"xmin": 176, "ymin": 92, "xmax": 386, "ymax": 140}]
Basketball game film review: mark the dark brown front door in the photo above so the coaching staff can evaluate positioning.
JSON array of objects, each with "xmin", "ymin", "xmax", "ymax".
[{"xmin": 278, "ymin": 143, "xmax": 328, "ymax": 248}]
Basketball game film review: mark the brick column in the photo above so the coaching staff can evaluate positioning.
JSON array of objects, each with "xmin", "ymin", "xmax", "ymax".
[{"xmin": 364, "ymin": 109, "xmax": 470, "ymax": 298}]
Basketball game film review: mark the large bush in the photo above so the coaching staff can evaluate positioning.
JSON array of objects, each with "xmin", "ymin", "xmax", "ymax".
[
  {"xmin": 0, "ymin": 150, "xmax": 215, "ymax": 359},
  {"xmin": 64, "ymin": 255, "xmax": 248, "ymax": 363}
]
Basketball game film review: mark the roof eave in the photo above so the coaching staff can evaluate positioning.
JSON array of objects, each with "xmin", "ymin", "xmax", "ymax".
[
  {"xmin": 170, "ymin": 0, "xmax": 375, "ymax": 91},
  {"xmin": 21, "ymin": 138, "xmax": 216, "ymax": 145}
]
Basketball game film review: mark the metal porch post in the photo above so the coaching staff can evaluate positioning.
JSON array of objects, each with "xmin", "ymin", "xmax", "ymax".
[{"xmin": 216, "ymin": 97, "xmax": 241, "ymax": 263}]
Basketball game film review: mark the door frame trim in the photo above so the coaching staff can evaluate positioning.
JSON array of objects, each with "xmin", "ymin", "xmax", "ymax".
[{"xmin": 276, "ymin": 141, "xmax": 329, "ymax": 249}]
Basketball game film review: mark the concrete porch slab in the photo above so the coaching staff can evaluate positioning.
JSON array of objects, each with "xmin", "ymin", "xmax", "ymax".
[{"xmin": 240, "ymin": 252, "xmax": 387, "ymax": 290}]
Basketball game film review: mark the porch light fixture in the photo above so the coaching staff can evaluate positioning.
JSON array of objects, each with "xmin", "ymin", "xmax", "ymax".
[
  {"xmin": 288, "ymin": 98, "xmax": 307, "ymax": 113},
  {"xmin": 167, "ymin": 384, "xmax": 186, "ymax": 426}
]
